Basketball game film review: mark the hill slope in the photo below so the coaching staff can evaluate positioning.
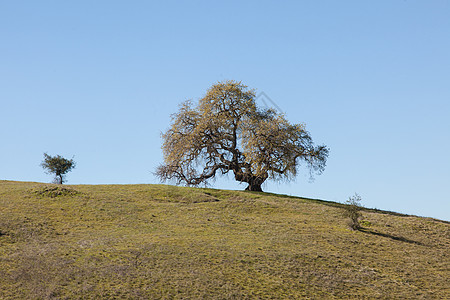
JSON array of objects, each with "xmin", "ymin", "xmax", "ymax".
[{"xmin": 0, "ymin": 181, "xmax": 449, "ymax": 299}]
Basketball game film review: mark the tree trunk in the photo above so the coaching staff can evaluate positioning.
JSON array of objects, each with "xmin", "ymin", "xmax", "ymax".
[
  {"xmin": 245, "ymin": 183, "xmax": 263, "ymax": 192},
  {"xmin": 245, "ymin": 176, "xmax": 264, "ymax": 192},
  {"xmin": 234, "ymin": 170, "xmax": 266, "ymax": 192}
]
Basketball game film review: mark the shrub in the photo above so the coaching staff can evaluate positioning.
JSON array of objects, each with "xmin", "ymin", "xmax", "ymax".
[{"xmin": 343, "ymin": 193, "xmax": 363, "ymax": 230}]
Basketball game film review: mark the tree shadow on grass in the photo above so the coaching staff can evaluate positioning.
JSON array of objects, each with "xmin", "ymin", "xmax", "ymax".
[{"xmin": 359, "ymin": 228, "xmax": 425, "ymax": 246}]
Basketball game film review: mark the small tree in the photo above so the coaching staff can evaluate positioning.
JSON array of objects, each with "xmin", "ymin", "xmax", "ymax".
[
  {"xmin": 343, "ymin": 193, "xmax": 363, "ymax": 230},
  {"xmin": 156, "ymin": 80, "xmax": 329, "ymax": 191},
  {"xmin": 41, "ymin": 153, "xmax": 76, "ymax": 184}
]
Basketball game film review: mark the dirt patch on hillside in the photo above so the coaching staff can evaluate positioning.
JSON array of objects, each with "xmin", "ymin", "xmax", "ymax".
[{"xmin": 33, "ymin": 186, "xmax": 81, "ymax": 198}]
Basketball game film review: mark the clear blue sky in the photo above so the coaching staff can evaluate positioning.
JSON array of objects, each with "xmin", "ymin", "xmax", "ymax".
[{"xmin": 1, "ymin": 1, "xmax": 449, "ymax": 221}]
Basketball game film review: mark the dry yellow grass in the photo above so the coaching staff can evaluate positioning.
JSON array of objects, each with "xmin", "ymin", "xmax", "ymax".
[{"xmin": 0, "ymin": 180, "xmax": 449, "ymax": 299}]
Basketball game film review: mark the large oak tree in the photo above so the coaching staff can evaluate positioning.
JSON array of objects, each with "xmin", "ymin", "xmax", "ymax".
[{"xmin": 156, "ymin": 80, "xmax": 329, "ymax": 191}]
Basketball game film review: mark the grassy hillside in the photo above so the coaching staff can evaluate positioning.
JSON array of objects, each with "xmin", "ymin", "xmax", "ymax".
[{"xmin": 0, "ymin": 181, "xmax": 448, "ymax": 299}]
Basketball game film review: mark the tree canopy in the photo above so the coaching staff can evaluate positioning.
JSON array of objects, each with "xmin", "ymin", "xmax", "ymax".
[
  {"xmin": 41, "ymin": 153, "xmax": 76, "ymax": 184},
  {"xmin": 156, "ymin": 80, "xmax": 329, "ymax": 191}
]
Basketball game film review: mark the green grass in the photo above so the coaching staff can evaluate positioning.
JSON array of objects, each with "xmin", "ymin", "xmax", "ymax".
[{"xmin": 0, "ymin": 180, "xmax": 449, "ymax": 299}]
